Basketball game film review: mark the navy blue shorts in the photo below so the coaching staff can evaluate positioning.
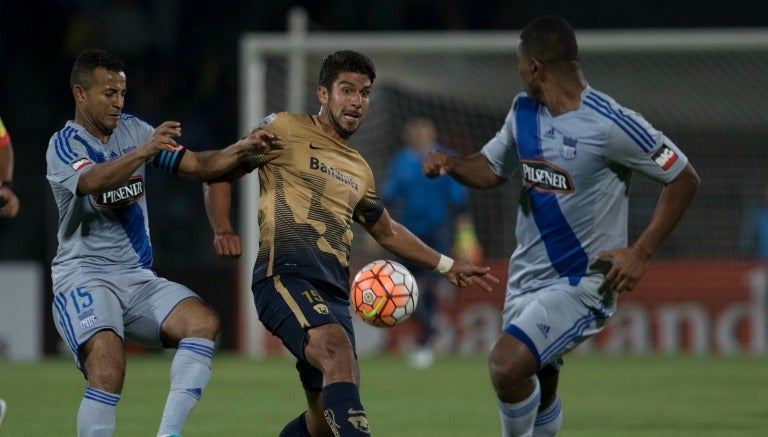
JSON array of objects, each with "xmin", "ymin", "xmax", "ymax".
[{"xmin": 252, "ymin": 274, "xmax": 356, "ymax": 391}]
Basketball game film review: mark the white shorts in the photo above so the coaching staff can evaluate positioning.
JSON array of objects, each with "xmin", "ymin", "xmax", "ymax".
[
  {"xmin": 502, "ymin": 275, "xmax": 617, "ymax": 369},
  {"xmin": 51, "ymin": 267, "xmax": 199, "ymax": 370}
]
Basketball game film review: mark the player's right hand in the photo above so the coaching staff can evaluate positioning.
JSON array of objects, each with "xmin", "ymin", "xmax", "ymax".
[
  {"xmin": 213, "ymin": 231, "xmax": 242, "ymax": 259},
  {"xmin": 142, "ymin": 121, "xmax": 183, "ymax": 157},
  {"xmin": 421, "ymin": 150, "xmax": 452, "ymax": 178}
]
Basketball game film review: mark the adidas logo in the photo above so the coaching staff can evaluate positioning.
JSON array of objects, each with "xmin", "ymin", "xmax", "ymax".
[
  {"xmin": 537, "ymin": 323, "xmax": 550, "ymax": 338},
  {"xmin": 544, "ymin": 127, "xmax": 556, "ymax": 139},
  {"xmin": 186, "ymin": 388, "xmax": 203, "ymax": 399}
]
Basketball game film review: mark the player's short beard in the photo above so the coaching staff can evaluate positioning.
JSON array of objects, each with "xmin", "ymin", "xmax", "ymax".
[{"xmin": 329, "ymin": 111, "xmax": 357, "ymax": 140}]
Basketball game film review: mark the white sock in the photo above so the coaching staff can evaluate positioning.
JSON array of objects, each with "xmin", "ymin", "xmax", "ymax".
[
  {"xmin": 498, "ymin": 377, "xmax": 541, "ymax": 437},
  {"xmin": 157, "ymin": 338, "xmax": 214, "ymax": 436},
  {"xmin": 78, "ymin": 387, "xmax": 120, "ymax": 437},
  {"xmin": 533, "ymin": 396, "xmax": 562, "ymax": 436}
]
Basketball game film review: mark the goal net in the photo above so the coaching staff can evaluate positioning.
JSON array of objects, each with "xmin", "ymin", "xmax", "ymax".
[{"xmin": 238, "ymin": 12, "xmax": 768, "ymax": 356}]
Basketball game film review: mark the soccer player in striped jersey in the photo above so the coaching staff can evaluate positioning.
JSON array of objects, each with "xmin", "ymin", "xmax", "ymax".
[
  {"xmin": 46, "ymin": 48, "xmax": 283, "ymax": 437},
  {"xmin": 204, "ymin": 50, "xmax": 498, "ymax": 436},
  {"xmin": 423, "ymin": 16, "xmax": 700, "ymax": 436}
]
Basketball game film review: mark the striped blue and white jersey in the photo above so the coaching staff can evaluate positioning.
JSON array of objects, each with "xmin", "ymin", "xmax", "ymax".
[
  {"xmin": 46, "ymin": 115, "xmax": 180, "ymax": 280},
  {"xmin": 481, "ymin": 85, "xmax": 688, "ymax": 293}
]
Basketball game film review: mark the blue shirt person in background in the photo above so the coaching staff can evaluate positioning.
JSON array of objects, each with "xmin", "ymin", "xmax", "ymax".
[
  {"xmin": 739, "ymin": 180, "xmax": 768, "ymax": 261},
  {"xmin": 382, "ymin": 117, "xmax": 481, "ymax": 368}
]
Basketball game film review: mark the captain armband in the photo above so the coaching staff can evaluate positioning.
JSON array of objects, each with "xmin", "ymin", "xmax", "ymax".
[{"xmin": 151, "ymin": 147, "xmax": 187, "ymax": 175}]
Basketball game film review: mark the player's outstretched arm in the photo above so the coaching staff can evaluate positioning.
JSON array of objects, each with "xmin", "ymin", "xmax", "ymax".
[
  {"xmin": 78, "ymin": 121, "xmax": 182, "ymax": 195},
  {"xmin": 204, "ymin": 170, "xmax": 246, "ymax": 259},
  {"xmin": 177, "ymin": 129, "xmax": 284, "ymax": 181},
  {"xmin": 362, "ymin": 209, "xmax": 499, "ymax": 291},
  {"xmin": 422, "ymin": 150, "xmax": 505, "ymax": 189}
]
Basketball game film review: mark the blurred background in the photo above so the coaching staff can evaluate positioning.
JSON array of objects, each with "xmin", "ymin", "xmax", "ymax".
[{"xmin": 1, "ymin": 0, "xmax": 767, "ymax": 359}]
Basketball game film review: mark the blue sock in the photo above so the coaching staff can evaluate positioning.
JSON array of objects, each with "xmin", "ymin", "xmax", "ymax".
[
  {"xmin": 533, "ymin": 396, "xmax": 562, "ymax": 437},
  {"xmin": 498, "ymin": 377, "xmax": 541, "ymax": 437},
  {"xmin": 322, "ymin": 382, "xmax": 370, "ymax": 435},
  {"xmin": 157, "ymin": 338, "xmax": 214, "ymax": 436},
  {"xmin": 78, "ymin": 387, "xmax": 120, "ymax": 437}
]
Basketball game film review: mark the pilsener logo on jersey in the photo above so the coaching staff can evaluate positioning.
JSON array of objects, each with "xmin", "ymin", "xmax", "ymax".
[
  {"xmin": 521, "ymin": 160, "xmax": 574, "ymax": 193},
  {"xmin": 93, "ymin": 176, "xmax": 145, "ymax": 208}
]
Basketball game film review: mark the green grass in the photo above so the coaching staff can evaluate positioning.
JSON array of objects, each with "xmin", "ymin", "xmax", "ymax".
[{"xmin": 1, "ymin": 353, "xmax": 766, "ymax": 436}]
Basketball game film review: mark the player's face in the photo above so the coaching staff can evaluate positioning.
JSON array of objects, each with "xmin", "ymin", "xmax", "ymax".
[
  {"xmin": 77, "ymin": 67, "xmax": 126, "ymax": 137},
  {"xmin": 318, "ymin": 72, "xmax": 372, "ymax": 140}
]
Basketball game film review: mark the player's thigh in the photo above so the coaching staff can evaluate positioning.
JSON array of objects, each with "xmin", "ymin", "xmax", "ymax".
[
  {"xmin": 502, "ymin": 277, "xmax": 613, "ymax": 368},
  {"xmin": 123, "ymin": 274, "xmax": 201, "ymax": 347},
  {"xmin": 253, "ymin": 274, "xmax": 354, "ymax": 360},
  {"xmin": 254, "ymin": 274, "xmax": 355, "ymax": 390},
  {"xmin": 52, "ymin": 276, "xmax": 126, "ymax": 370}
]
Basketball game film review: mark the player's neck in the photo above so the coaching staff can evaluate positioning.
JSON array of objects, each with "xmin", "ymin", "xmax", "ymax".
[
  {"xmin": 74, "ymin": 115, "xmax": 112, "ymax": 144},
  {"xmin": 543, "ymin": 71, "xmax": 586, "ymax": 116}
]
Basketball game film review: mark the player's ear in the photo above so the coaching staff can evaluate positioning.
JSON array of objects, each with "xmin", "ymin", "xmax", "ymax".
[
  {"xmin": 531, "ymin": 58, "xmax": 543, "ymax": 76},
  {"xmin": 317, "ymin": 85, "xmax": 328, "ymax": 104},
  {"xmin": 73, "ymin": 84, "xmax": 87, "ymax": 104}
]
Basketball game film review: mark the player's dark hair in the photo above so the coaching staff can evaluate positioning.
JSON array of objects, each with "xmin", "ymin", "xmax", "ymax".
[
  {"xmin": 520, "ymin": 15, "xmax": 578, "ymax": 64},
  {"xmin": 70, "ymin": 48, "xmax": 126, "ymax": 90},
  {"xmin": 318, "ymin": 50, "xmax": 376, "ymax": 90}
]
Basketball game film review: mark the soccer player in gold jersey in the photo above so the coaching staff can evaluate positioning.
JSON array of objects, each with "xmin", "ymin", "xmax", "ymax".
[{"xmin": 205, "ymin": 50, "xmax": 498, "ymax": 436}]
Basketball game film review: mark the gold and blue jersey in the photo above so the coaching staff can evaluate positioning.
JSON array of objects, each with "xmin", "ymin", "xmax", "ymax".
[{"xmin": 243, "ymin": 112, "xmax": 384, "ymax": 294}]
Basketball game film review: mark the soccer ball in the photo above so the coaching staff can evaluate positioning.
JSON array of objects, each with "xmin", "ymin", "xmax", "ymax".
[{"xmin": 351, "ymin": 260, "xmax": 419, "ymax": 328}]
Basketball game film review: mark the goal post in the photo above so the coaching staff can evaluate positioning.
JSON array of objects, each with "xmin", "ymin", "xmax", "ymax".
[{"xmin": 237, "ymin": 8, "xmax": 768, "ymax": 356}]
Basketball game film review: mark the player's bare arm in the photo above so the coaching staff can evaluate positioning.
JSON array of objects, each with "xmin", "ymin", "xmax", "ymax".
[
  {"xmin": 204, "ymin": 175, "xmax": 242, "ymax": 259},
  {"xmin": 77, "ymin": 121, "xmax": 181, "ymax": 195},
  {"xmin": 362, "ymin": 209, "xmax": 498, "ymax": 291},
  {"xmin": 422, "ymin": 150, "xmax": 506, "ymax": 189},
  {"xmin": 177, "ymin": 129, "xmax": 284, "ymax": 181},
  {"xmin": 597, "ymin": 163, "xmax": 700, "ymax": 292}
]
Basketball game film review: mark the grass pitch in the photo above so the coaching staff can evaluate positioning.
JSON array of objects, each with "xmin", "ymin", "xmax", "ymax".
[{"xmin": 0, "ymin": 352, "xmax": 766, "ymax": 436}]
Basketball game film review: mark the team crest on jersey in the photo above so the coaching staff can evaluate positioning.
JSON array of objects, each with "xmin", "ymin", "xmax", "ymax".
[
  {"xmin": 521, "ymin": 160, "xmax": 574, "ymax": 193},
  {"xmin": 560, "ymin": 136, "xmax": 577, "ymax": 160},
  {"xmin": 78, "ymin": 308, "xmax": 98, "ymax": 329},
  {"xmin": 93, "ymin": 176, "xmax": 145, "ymax": 208},
  {"xmin": 70, "ymin": 158, "xmax": 92, "ymax": 171},
  {"xmin": 652, "ymin": 144, "xmax": 678, "ymax": 171}
]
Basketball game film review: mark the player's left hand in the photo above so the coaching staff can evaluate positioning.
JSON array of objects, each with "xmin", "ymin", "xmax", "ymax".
[
  {"xmin": 595, "ymin": 245, "xmax": 652, "ymax": 293},
  {"xmin": 445, "ymin": 260, "xmax": 499, "ymax": 291}
]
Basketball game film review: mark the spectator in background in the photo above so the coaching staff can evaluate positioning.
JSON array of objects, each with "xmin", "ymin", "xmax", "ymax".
[
  {"xmin": 382, "ymin": 117, "xmax": 482, "ymax": 368},
  {"xmin": 739, "ymin": 180, "xmax": 768, "ymax": 261},
  {"xmin": 0, "ymin": 116, "xmax": 19, "ymax": 219}
]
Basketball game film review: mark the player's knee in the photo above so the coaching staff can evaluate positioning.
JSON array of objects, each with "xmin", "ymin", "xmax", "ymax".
[
  {"xmin": 191, "ymin": 309, "xmax": 220, "ymax": 340},
  {"xmin": 306, "ymin": 325, "xmax": 355, "ymax": 374},
  {"xmin": 488, "ymin": 345, "xmax": 528, "ymax": 397},
  {"xmin": 86, "ymin": 365, "xmax": 126, "ymax": 394}
]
